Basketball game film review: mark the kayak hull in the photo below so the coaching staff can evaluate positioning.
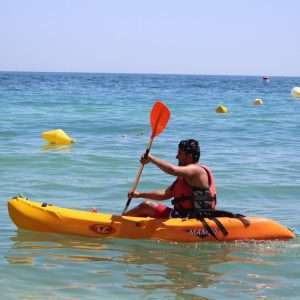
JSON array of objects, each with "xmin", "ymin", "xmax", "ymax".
[{"xmin": 7, "ymin": 196, "xmax": 295, "ymax": 242}]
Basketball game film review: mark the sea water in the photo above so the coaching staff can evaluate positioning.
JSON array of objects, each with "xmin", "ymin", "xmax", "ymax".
[{"xmin": 0, "ymin": 72, "xmax": 299, "ymax": 299}]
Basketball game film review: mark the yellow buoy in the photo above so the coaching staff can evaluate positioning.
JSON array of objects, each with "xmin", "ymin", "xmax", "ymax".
[
  {"xmin": 254, "ymin": 98, "xmax": 263, "ymax": 105},
  {"xmin": 291, "ymin": 87, "xmax": 300, "ymax": 98},
  {"xmin": 42, "ymin": 129, "xmax": 74, "ymax": 145},
  {"xmin": 216, "ymin": 105, "xmax": 228, "ymax": 113}
]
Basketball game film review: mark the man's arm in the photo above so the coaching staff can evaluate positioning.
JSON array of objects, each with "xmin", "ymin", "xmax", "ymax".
[
  {"xmin": 129, "ymin": 184, "xmax": 174, "ymax": 201},
  {"xmin": 145, "ymin": 154, "xmax": 196, "ymax": 178}
]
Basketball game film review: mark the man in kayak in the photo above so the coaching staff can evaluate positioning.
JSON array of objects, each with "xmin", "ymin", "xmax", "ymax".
[{"xmin": 125, "ymin": 139, "xmax": 217, "ymax": 218}]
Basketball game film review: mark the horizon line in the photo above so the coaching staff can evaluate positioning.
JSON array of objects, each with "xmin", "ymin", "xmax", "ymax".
[{"xmin": 0, "ymin": 69, "xmax": 299, "ymax": 78}]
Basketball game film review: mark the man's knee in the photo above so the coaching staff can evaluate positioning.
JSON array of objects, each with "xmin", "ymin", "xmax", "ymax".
[{"xmin": 139, "ymin": 201, "xmax": 151, "ymax": 210}]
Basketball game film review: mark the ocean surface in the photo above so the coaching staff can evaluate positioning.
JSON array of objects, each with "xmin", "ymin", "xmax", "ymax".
[{"xmin": 0, "ymin": 71, "xmax": 300, "ymax": 299}]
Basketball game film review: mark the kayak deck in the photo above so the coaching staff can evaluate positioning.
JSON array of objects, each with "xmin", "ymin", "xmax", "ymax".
[{"xmin": 7, "ymin": 196, "xmax": 295, "ymax": 242}]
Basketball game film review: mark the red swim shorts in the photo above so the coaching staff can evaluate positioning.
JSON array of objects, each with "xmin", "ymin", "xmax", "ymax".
[{"xmin": 153, "ymin": 204, "xmax": 172, "ymax": 218}]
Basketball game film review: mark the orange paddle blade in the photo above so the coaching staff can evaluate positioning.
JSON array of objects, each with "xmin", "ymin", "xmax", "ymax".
[{"xmin": 150, "ymin": 101, "xmax": 170, "ymax": 138}]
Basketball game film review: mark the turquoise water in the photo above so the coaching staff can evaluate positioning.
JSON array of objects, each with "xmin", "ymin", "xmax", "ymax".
[{"xmin": 1, "ymin": 72, "xmax": 300, "ymax": 299}]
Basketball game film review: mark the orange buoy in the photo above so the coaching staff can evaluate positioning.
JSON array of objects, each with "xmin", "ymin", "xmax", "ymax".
[
  {"xmin": 216, "ymin": 105, "xmax": 228, "ymax": 113},
  {"xmin": 42, "ymin": 129, "xmax": 74, "ymax": 145}
]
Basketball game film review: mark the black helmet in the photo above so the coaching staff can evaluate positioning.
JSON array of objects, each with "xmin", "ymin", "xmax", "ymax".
[{"xmin": 178, "ymin": 139, "xmax": 200, "ymax": 162}]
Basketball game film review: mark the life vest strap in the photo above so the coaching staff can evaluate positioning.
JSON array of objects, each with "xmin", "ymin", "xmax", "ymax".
[
  {"xmin": 188, "ymin": 209, "xmax": 250, "ymax": 227},
  {"xmin": 198, "ymin": 217, "xmax": 219, "ymax": 240},
  {"xmin": 211, "ymin": 217, "xmax": 229, "ymax": 236}
]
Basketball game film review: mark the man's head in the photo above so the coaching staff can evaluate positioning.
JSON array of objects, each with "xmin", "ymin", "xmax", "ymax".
[{"xmin": 177, "ymin": 139, "xmax": 200, "ymax": 165}]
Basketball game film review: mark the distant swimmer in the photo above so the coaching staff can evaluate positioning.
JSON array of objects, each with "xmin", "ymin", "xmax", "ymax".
[{"xmin": 262, "ymin": 76, "xmax": 270, "ymax": 82}]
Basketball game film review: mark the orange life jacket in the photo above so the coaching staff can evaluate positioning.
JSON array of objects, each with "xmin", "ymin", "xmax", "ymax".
[{"xmin": 171, "ymin": 165, "xmax": 217, "ymax": 217}]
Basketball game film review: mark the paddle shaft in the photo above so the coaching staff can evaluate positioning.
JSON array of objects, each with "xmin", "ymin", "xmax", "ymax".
[{"xmin": 122, "ymin": 138, "xmax": 154, "ymax": 215}]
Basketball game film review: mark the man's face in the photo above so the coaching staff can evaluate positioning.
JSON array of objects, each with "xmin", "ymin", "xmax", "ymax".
[{"xmin": 176, "ymin": 149, "xmax": 188, "ymax": 166}]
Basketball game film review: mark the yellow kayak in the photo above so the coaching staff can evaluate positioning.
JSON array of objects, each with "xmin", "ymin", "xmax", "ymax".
[{"xmin": 7, "ymin": 196, "xmax": 295, "ymax": 242}]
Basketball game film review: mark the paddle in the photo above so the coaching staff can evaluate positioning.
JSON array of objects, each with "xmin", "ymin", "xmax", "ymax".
[{"xmin": 122, "ymin": 101, "xmax": 170, "ymax": 215}]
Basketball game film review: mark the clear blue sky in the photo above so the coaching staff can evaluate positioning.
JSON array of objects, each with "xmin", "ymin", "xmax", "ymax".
[{"xmin": 0, "ymin": 0, "xmax": 299, "ymax": 76}]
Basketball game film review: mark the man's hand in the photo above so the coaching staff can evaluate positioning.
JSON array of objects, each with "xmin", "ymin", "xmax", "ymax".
[
  {"xmin": 128, "ymin": 191, "xmax": 141, "ymax": 199},
  {"xmin": 140, "ymin": 153, "xmax": 152, "ymax": 165}
]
